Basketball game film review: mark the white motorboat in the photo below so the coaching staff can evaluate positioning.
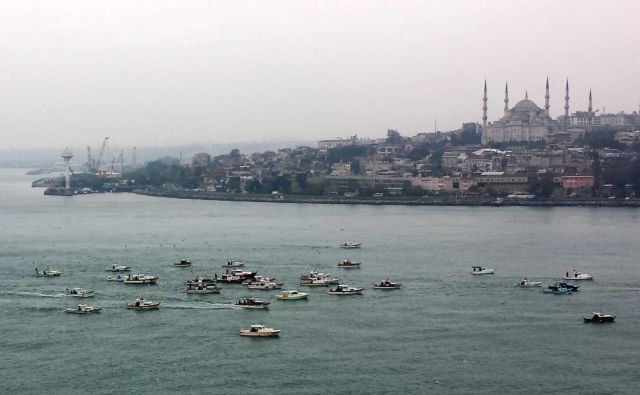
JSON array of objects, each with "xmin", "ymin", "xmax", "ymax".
[
  {"xmin": 328, "ymin": 284, "xmax": 364, "ymax": 295},
  {"xmin": 234, "ymin": 297, "xmax": 270, "ymax": 309},
  {"xmin": 276, "ymin": 290, "xmax": 309, "ymax": 300},
  {"xmin": 373, "ymin": 279, "xmax": 402, "ymax": 289},
  {"xmin": 564, "ymin": 271, "xmax": 593, "ymax": 281},
  {"xmin": 123, "ymin": 274, "xmax": 158, "ymax": 284},
  {"xmin": 242, "ymin": 275, "xmax": 278, "ymax": 285},
  {"xmin": 300, "ymin": 271, "xmax": 339, "ymax": 285},
  {"xmin": 247, "ymin": 281, "xmax": 281, "ymax": 290},
  {"xmin": 222, "ymin": 260, "xmax": 245, "ymax": 268},
  {"xmin": 174, "ymin": 259, "xmax": 192, "ymax": 267},
  {"xmin": 106, "ymin": 274, "xmax": 127, "ymax": 282},
  {"xmin": 35, "ymin": 267, "xmax": 62, "ymax": 277},
  {"xmin": 65, "ymin": 304, "xmax": 101, "ymax": 314},
  {"xmin": 337, "ymin": 259, "xmax": 361, "ymax": 268},
  {"xmin": 514, "ymin": 278, "xmax": 541, "ymax": 287},
  {"xmin": 471, "ymin": 266, "xmax": 495, "ymax": 275},
  {"xmin": 340, "ymin": 241, "xmax": 361, "ymax": 249},
  {"xmin": 65, "ymin": 288, "xmax": 95, "ymax": 298},
  {"xmin": 127, "ymin": 297, "xmax": 160, "ymax": 310},
  {"xmin": 584, "ymin": 312, "xmax": 616, "ymax": 323},
  {"xmin": 186, "ymin": 282, "xmax": 220, "ymax": 294},
  {"xmin": 105, "ymin": 264, "xmax": 130, "ymax": 272},
  {"xmin": 239, "ymin": 324, "xmax": 281, "ymax": 337}
]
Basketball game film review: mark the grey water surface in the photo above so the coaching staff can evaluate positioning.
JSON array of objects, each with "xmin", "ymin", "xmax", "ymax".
[{"xmin": 1, "ymin": 168, "xmax": 639, "ymax": 394}]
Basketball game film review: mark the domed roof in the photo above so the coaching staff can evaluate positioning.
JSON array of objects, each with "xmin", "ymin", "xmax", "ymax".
[{"xmin": 512, "ymin": 99, "xmax": 541, "ymax": 112}]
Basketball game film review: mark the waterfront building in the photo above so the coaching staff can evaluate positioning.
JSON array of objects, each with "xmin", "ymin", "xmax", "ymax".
[{"xmin": 562, "ymin": 175, "xmax": 595, "ymax": 190}]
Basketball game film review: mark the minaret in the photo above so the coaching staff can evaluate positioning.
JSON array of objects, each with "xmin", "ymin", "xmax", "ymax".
[
  {"xmin": 482, "ymin": 80, "xmax": 488, "ymax": 130},
  {"xmin": 544, "ymin": 78, "xmax": 550, "ymax": 127},
  {"xmin": 525, "ymin": 90, "xmax": 528, "ymax": 100},
  {"xmin": 587, "ymin": 90, "xmax": 593, "ymax": 132},
  {"xmin": 564, "ymin": 79, "xmax": 570, "ymax": 132},
  {"xmin": 504, "ymin": 82, "xmax": 509, "ymax": 116},
  {"xmin": 544, "ymin": 77, "xmax": 550, "ymax": 117}
]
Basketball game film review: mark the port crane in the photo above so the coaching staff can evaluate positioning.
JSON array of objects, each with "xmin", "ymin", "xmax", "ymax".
[{"xmin": 94, "ymin": 137, "xmax": 109, "ymax": 172}]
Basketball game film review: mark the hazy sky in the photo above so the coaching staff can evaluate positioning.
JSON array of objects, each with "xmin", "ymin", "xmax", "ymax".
[{"xmin": 1, "ymin": 0, "xmax": 639, "ymax": 149}]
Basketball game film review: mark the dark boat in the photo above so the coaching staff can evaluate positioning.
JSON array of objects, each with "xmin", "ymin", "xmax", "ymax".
[
  {"xmin": 584, "ymin": 312, "xmax": 616, "ymax": 323},
  {"xmin": 234, "ymin": 297, "xmax": 270, "ymax": 309},
  {"xmin": 548, "ymin": 281, "xmax": 579, "ymax": 292},
  {"xmin": 217, "ymin": 270, "xmax": 257, "ymax": 283}
]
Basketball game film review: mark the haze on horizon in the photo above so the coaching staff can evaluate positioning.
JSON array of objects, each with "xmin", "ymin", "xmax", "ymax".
[{"xmin": 1, "ymin": 0, "xmax": 639, "ymax": 150}]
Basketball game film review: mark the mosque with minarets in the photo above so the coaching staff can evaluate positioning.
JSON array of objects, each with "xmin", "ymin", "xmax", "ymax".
[{"xmin": 481, "ymin": 78, "xmax": 594, "ymax": 145}]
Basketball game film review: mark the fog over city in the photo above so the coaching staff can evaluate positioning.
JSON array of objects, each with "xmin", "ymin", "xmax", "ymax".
[{"xmin": 1, "ymin": 0, "xmax": 639, "ymax": 150}]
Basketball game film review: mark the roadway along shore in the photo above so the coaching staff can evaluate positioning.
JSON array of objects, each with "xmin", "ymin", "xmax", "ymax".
[{"xmin": 133, "ymin": 189, "xmax": 640, "ymax": 207}]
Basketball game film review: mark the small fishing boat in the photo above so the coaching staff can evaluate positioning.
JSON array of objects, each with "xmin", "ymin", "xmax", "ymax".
[
  {"xmin": 127, "ymin": 297, "xmax": 160, "ymax": 310},
  {"xmin": 247, "ymin": 281, "xmax": 281, "ymax": 290},
  {"xmin": 106, "ymin": 274, "xmax": 127, "ymax": 282},
  {"xmin": 186, "ymin": 282, "xmax": 220, "ymax": 294},
  {"xmin": 239, "ymin": 324, "xmax": 281, "ymax": 337},
  {"xmin": 514, "ymin": 279, "xmax": 542, "ymax": 288},
  {"xmin": 373, "ymin": 279, "xmax": 401, "ymax": 289},
  {"xmin": 242, "ymin": 275, "xmax": 279, "ymax": 285},
  {"xmin": 328, "ymin": 284, "xmax": 364, "ymax": 295},
  {"xmin": 222, "ymin": 260, "xmax": 245, "ymax": 268},
  {"xmin": 234, "ymin": 297, "xmax": 270, "ymax": 309},
  {"xmin": 65, "ymin": 288, "xmax": 95, "ymax": 298},
  {"xmin": 276, "ymin": 290, "xmax": 309, "ymax": 300},
  {"xmin": 217, "ymin": 270, "xmax": 257, "ymax": 283},
  {"xmin": 583, "ymin": 312, "xmax": 616, "ymax": 323},
  {"xmin": 471, "ymin": 266, "xmax": 495, "ymax": 275},
  {"xmin": 186, "ymin": 277, "xmax": 216, "ymax": 286},
  {"xmin": 174, "ymin": 259, "xmax": 192, "ymax": 267},
  {"xmin": 564, "ymin": 271, "xmax": 593, "ymax": 281},
  {"xmin": 543, "ymin": 287, "xmax": 572, "ymax": 295},
  {"xmin": 337, "ymin": 259, "xmax": 361, "ymax": 268},
  {"xmin": 65, "ymin": 304, "xmax": 102, "ymax": 314},
  {"xmin": 105, "ymin": 264, "xmax": 130, "ymax": 272},
  {"xmin": 548, "ymin": 282, "xmax": 579, "ymax": 292},
  {"xmin": 123, "ymin": 274, "xmax": 158, "ymax": 284},
  {"xmin": 300, "ymin": 277, "xmax": 333, "ymax": 286},
  {"xmin": 340, "ymin": 241, "xmax": 361, "ymax": 249},
  {"xmin": 35, "ymin": 267, "xmax": 62, "ymax": 277}
]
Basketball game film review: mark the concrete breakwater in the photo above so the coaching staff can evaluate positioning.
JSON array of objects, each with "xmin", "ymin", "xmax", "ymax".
[{"xmin": 134, "ymin": 189, "xmax": 640, "ymax": 207}]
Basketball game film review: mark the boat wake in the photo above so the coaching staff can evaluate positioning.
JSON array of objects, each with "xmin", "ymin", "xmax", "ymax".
[
  {"xmin": 0, "ymin": 291, "xmax": 64, "ymax": 298},
  {"xmin": 162, "ymin": 302, "xmax": 232, "ymax": 310}
]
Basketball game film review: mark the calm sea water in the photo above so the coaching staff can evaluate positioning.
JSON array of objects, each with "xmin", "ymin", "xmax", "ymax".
[{"xmin": 1, "ymin": 168, "xmax": 639, "ymax": 394}]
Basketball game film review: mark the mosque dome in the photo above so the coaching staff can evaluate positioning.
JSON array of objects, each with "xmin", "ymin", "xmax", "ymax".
[
  {"xmin": 512, "ymin": 99, "xmax": 540, "ymax": 112},
  {"xmin": 512, "ymin": 99, "xmax": 541, "ymax": 112}
]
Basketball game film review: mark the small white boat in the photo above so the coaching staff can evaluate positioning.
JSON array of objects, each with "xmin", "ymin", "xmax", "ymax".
[
  {"xmin": 239, "ymin": 324, "xmax": 281, "ymax": 337},
  {"xmin": 340, "ymin": 241, "xmax": 361, "ymax": 249},
  {"xmin": 105, "ymin": 264, "xmax": 130, "ymax": 272},
  {"xmin": 65, "ymin": 304, "xmax": 101, "ymax": 314},
  {"xmin": 106, "ymin": 274, "xmax": 127, "ymax": 282},
  {"xmin": 123, "ymin": 274, "xmax": 158, "ymax": 284},
  {"xmin": 35, "ymin": 267, "xmax": 62, "ymax": 277},
  {"xmin": 584, "ymin": 312, "xmax": 616, "ymax": 323},
  {"xmin": 127, "ymin": 297, "xmax": 160, "ymax": 310},
  {"xmin": 564, "ymin": 271, "xmax": 593, "ymax": 281},
  {"xmin": 222, "ymin": 260, "xmax": 245, "ymax": 268},
  {"xmin": 234, "ymin": 297, "xmax": 270, "ymax": 309},
  {"xmin": 185, "ymin": 282, "xmax": 220, "ymax": 294},
  {"xmin": 514, "ymin": 279, "xmax": 541, "ymax": 288},
  {"xmin": 276, "ymin": 290, "xmax": 309, "ymax": 300},
  {"xmin": 242, "ymin": 275, "xmax": 278, "ymax": 285},
  {"xmin": 337, "ymin": 259, "xmax": 361, "ymax": 268},
  {"xmin": 300, "ymin": 277, "xmax": 333, "ymax": 286},
  {"xmin": 373, "ymin": 279, "xmax": 401, "ymax": 289},
  {"xmin": 247, "ymin": 281, "xmax": 281, "ymax": 290},
  {"xmin": 471, "ymin": 266, "xmax": 495, "ymax": 275},
  {"xmin": 328, "ymin": 284, "xmax": 364, "ymax": 295},
  {"xmin": 65, "ymin": 288, "xmax": 95, "ymax": 298},
  {"xmin": 174, "ymin": 259, "xmax": 192, "ymax": 267}
]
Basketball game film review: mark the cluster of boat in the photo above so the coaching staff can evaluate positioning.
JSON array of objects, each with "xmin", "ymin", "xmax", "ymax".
[{"xmin": 475, "ymin": 268, "xmax": 614, "ymax": 322}]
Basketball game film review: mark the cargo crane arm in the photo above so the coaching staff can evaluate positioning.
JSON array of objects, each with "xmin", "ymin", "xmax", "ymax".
[{"xmin": 95, "ymin": 137, "xmax": 109, "ymax": 171}]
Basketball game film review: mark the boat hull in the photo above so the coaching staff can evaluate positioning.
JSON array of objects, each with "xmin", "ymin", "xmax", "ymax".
[
  {"xmin": 239, "ymin": 331, "xmax": 280, "ymax": 337},
  {"xmin": 65, "ymin": 308, "xmax": 101, "ymax": 314}
]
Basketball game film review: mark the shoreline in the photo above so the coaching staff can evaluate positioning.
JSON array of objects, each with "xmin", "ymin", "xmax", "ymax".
[{"xmin": 133, "ymin": 189, "xmax": 640, "ymax": 207}]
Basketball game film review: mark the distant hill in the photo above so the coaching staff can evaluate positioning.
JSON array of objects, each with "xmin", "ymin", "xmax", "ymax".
[{"xmin": 0, "ymin": 140, "xmax": 315, "ymax": 170}]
